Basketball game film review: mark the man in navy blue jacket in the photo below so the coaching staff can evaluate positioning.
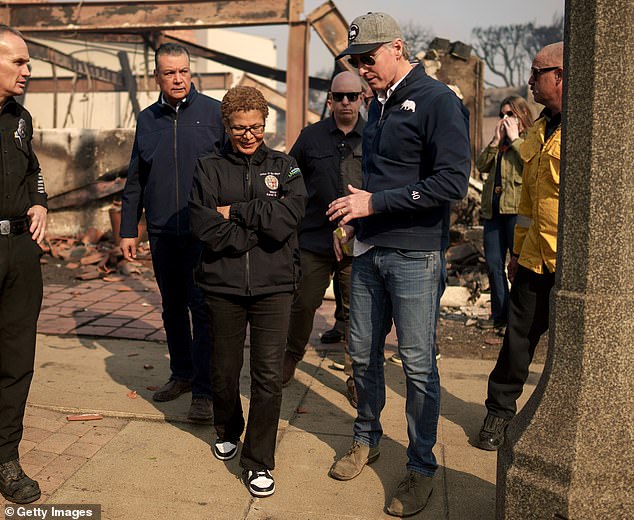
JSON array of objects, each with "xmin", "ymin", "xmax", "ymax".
[
  {"xmin": 326, "ymin": 13, "xmax": 471, "ymax": 517},
  {"xmin": 120, "ymin": 43, "xmax": 224, "ymax": 421}
]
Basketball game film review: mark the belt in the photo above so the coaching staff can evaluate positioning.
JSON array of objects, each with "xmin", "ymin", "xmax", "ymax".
[
  {"xmin": 494, "ymin": 186, "xmax": 503, "ymax": 194},
  {"xmin": 0, "ymin": 216, "xmax": 29, "ymax": 236}
]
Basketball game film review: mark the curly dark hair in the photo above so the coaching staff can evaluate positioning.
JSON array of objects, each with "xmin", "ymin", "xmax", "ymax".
[{"xmin": 221, "ymin": 86, "xmax": 269, "ymax": 127}]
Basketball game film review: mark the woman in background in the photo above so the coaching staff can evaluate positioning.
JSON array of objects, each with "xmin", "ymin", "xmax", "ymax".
[
  {"xmin": 189, "ymin": 86, "xmax": 306, "ymax": 498},
  {"xmin": 476, "ymin": 96, "xmax": 533, "ymax": 331}
]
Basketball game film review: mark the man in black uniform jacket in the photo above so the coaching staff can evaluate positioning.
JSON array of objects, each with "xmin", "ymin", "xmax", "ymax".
[{"xmin": 0, "ymin": 25, "xmax": 48, "ymax": 504}]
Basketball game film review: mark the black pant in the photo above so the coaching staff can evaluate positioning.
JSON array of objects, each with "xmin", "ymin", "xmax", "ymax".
[
  {"xmin": 286, "ymin": 250, "xmax": 353, "ymax": 374},
  {"xmin": 0, "ymin": 233, "xmax": 43, "ymax": 463},
  {"xmin": 485, "ymin": 265, "xmax": 555, "ymax": 419},
  {"xmin": 206, "ymin": 291, "xmax": 292, "ymax": 471},
  {"xmin": 149, "ymin": 234, "xmax": 212, "ymax": 398}
]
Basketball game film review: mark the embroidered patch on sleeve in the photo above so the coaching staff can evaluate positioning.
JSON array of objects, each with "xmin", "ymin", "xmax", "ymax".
[{"xmin": 289, "ymin": 167, "xmax": 301, "ymax": 178}]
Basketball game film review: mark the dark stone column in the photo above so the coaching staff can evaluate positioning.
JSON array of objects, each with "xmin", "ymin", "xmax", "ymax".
[{"xmin": 496, "ymin": 0, "xmax": 634, "ymax": 518}]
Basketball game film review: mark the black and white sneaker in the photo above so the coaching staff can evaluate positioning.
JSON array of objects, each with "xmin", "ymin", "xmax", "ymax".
[
  {"xmin": 244, "ymin": 469, "xmax": 275, "ymax": 497},
  {"xmin": 213, "ymin": 439, "xmax": 237, "ymax": 461}
]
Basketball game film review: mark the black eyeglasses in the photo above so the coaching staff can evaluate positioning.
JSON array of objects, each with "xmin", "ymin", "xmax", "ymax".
[
  {"xmin": 229, "ymin": 124, "xmax": 265, "ymax": 137},
  {"xmin": 499, "ymin": 110, "xmax": 515, "ymax": 119},
  {"xmin": 347, "ymin": 45, "xmax": 387, "ymax": 68},
  {"xmin": 530, "ymin": 66, "xmax": 561, "ymax": 78},
  {"xmin": 331, "ymin": 92, "xmax": 362, "ymax": 102}
]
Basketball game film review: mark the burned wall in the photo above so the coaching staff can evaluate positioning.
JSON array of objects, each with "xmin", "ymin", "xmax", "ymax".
[{"xmin": 34, "ymin": 129, "xmax": 134, "ymax": 236}]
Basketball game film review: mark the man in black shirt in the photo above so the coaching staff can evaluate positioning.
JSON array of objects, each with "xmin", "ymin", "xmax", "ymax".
[
  {"xmin": 0, "ymin": 25, "xmax": 47, "ymax": 504},
  {"xmin": 282, "ymin": 71, "xmax": 364, "ymax": 406}
]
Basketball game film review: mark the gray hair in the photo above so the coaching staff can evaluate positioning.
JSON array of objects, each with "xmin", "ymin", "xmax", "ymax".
[{"xmin": 154, "ymin": 43, "xmax": 190, "ymax": 70}]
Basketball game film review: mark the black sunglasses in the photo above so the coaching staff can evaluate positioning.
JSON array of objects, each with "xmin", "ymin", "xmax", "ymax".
[
  {"xmin": 331, "ymin": 92, "xmax": 362, "ymax": 102},
  {"xmin": 530, "ymin": 66, "xmax": 561, "ymax": 78},
  {"xmin": 347, "ymin": 45, "xmax": 388, "ymax": 68},
  {"xmin": 499, "ymin": 110, "xmax": 515, "ymax": 118}
]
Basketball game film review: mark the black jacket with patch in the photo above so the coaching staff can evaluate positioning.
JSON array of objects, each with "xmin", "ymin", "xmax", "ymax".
[
  {"xmin": 0, "ymin": 98, "xmax": 47, "ymax": 218},
  {"xmin": 189, "ymin": 142, "xmax": 306, "ymax": 297}
]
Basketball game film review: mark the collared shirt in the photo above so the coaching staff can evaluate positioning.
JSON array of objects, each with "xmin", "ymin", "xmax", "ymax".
[
  {"xmin": 514, "ymin": 110, "xmax": 561, "ymax": 274},
  {"xmin": 376, "ymin": 72, "xmax": 409, "ymax": 105},
  {"xmin": 159, "ymin": 93, "xmax": 187, "ymax": 111},
  {"xmin": 289, "ymin": 115, "xmax": 364, "ymax": 256},
  {"xmin": 0, "ymin": 98, "xmax": 47, "ymax": 218}
]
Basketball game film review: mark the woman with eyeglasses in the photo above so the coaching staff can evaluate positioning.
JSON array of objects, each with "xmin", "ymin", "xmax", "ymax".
[
  {"xmin": 475, "ymin": 95, "xmax": 534, "ymax": 331},
  {"xmin": 189, "ymin": 86, "xmax": 306, "ymax": 498}
]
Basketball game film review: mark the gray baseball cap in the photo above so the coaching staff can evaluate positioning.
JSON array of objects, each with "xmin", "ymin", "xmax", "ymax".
[{"xmin": 337, "ymin": 12, "xmax": 403, "ymax": 59}]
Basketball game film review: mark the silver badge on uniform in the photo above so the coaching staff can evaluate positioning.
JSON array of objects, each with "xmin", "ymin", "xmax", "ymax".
[{"xmin": 14, "ymin": 118, "xmax": 26, "ymax": 146}]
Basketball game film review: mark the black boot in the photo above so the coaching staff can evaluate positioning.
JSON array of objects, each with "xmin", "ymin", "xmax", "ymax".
[
  {"xmin": 475, "ymin": 414, "xmax": 510, "ymax": 451},
  {"xmin": 0, "ymin": 459, "xmax": 41, "ymax": 504}
]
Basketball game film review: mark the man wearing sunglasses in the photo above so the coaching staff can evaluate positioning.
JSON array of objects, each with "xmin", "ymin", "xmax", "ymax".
[
  {"xmin": 476, "ymin": 42, "xmax": 564, "ymax": 452},
  {"xmin": 325, "ymin": 12, "xmax": 470, "ymax": 517},
  {"xmin": 283, "ymin": 71, "xmax": 364, "ymax": 408}
]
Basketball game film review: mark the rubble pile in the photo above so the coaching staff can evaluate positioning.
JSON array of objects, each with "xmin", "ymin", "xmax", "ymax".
[{"xmin": 40, "ymin": 227, "xmax": 153, "ymax": 282}]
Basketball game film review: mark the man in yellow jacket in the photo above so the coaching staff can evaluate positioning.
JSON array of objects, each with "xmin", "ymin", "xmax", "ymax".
[{"xmin": 476, "ymin": 41, "xmax": 564, "ymax": 451}]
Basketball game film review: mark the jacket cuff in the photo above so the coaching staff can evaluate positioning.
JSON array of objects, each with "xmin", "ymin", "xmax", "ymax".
[
  {"xmin": 509, "ymin": 138, "xmax": 523, "ymax": 153},
  {"xmin": 229, "ymin": 203, "xmax": 245, "ymax": 224},
  {"xmin": 30, "ymin": 193, "xmax": 48, "ymax": 209},
  {"xmin": 119, "ymin": 219, "xmax": 138, "ymax": 238},
  {"xmin": 371, "ymin": 192, "xmax": 386, "ymax": 213}
]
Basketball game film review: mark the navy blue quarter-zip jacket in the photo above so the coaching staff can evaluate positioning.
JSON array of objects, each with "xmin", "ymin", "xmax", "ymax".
[
  {"xmin": 120, "ymin": 85, "xmax": 224, "ymax": 237},
  {"xmin": 358, "ymin": 64, "xmax": 471, "ymax": 251},
  {"xmin": 189, "ymin": 142, "xmax": 306, "ymax": 297}
]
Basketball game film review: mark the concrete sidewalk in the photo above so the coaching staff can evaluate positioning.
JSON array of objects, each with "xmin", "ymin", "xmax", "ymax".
[{"xmin": 1, "ymin": 326, "xmax": 543, "ymax": 520}]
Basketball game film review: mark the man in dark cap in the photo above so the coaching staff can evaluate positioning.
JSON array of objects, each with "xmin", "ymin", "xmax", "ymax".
[{"xmin": 326, "ymin": 12, "xmax": 471, "ymax": 517}]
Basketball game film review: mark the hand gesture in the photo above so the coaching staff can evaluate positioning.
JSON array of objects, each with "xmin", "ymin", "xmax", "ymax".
[
  {"xmin": 503, "ymin": 116, "xmax": 520, "ymax": 142},
  {"xmin": 333, "ymin": 224, "xmax": 355, "ymax": 262},
  {"xmin": 326, "ymin": 185, "xmax": 374, "ymax": 226},
  {"xmin": 27, "ymin": 204, "xmax": 47, "ymax": 244},
  {"xmin": 491, "ymin": 118, "xmax": 506, "ymax": 146},
  {"xmin": 120, "ymin": 237, "xmax": 138, "ymax": 261}
]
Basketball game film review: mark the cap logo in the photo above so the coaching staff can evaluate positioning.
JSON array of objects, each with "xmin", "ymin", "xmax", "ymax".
[{"xmin": 348, "ymin": 24, "xmax": 359, "ymax": 42}]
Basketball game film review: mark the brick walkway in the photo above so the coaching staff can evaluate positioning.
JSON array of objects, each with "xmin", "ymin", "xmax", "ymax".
[
  {"xmin": 8, "ymin": 408, "xmax": 128, "ymax": 503},
  {"xmin": 39, "ymin": 279, "xmax": 166, "ymax": 341}
]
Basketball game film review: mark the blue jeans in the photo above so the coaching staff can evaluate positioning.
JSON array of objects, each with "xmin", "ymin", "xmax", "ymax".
[
  {"xmin": 483, "ymin": 203, "xmax": 517, "ymax": 323},
  {"xmin": 349, "ymin": 247, "xmax": 445, "ymax": 477},
  {"xmin": 149, "ymin": 233, "xmax": 212, "ymax": 398}
]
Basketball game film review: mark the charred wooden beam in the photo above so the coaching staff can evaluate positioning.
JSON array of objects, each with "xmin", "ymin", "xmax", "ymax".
[
  {"xmin": 1, "ymin": 0, "xmax": 292, "ymax": 33},
  {"xmin": 239, "ymin": 74, "xmax": 320, "ymax": 124},
  {"xmin": 306, "ymin": 1, "xmax": 348, "ymax": 58},
  {"xmin": 26, "ymin": 38, "xmax": 122, "ymax": 84},
  {"xmin": 25, "ymin": 73, "xmax": 233, "ymax": 93},
  {"xmin": 163, "ymin": 33, "xmax": 330, "ymax": 91},
  {"xmin": 118, "ymin": 51, "xmax": 141, "ymax": 118},
  {"xmin": 47, "ymin": 178, "xmax": 127, "ymax": 210},
  {"xmin": 285, "ymin": 0, "xmax": 308, "ymax": 147}
]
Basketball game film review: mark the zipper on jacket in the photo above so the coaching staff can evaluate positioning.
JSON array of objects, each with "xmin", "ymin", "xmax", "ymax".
[
  {"xmin": 244, "ymin": 155, "xmax": 253, "ymax": 296},
  {"xmin": 173, "ymin": 105, "xmax": 180, "ymax": 235}
]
